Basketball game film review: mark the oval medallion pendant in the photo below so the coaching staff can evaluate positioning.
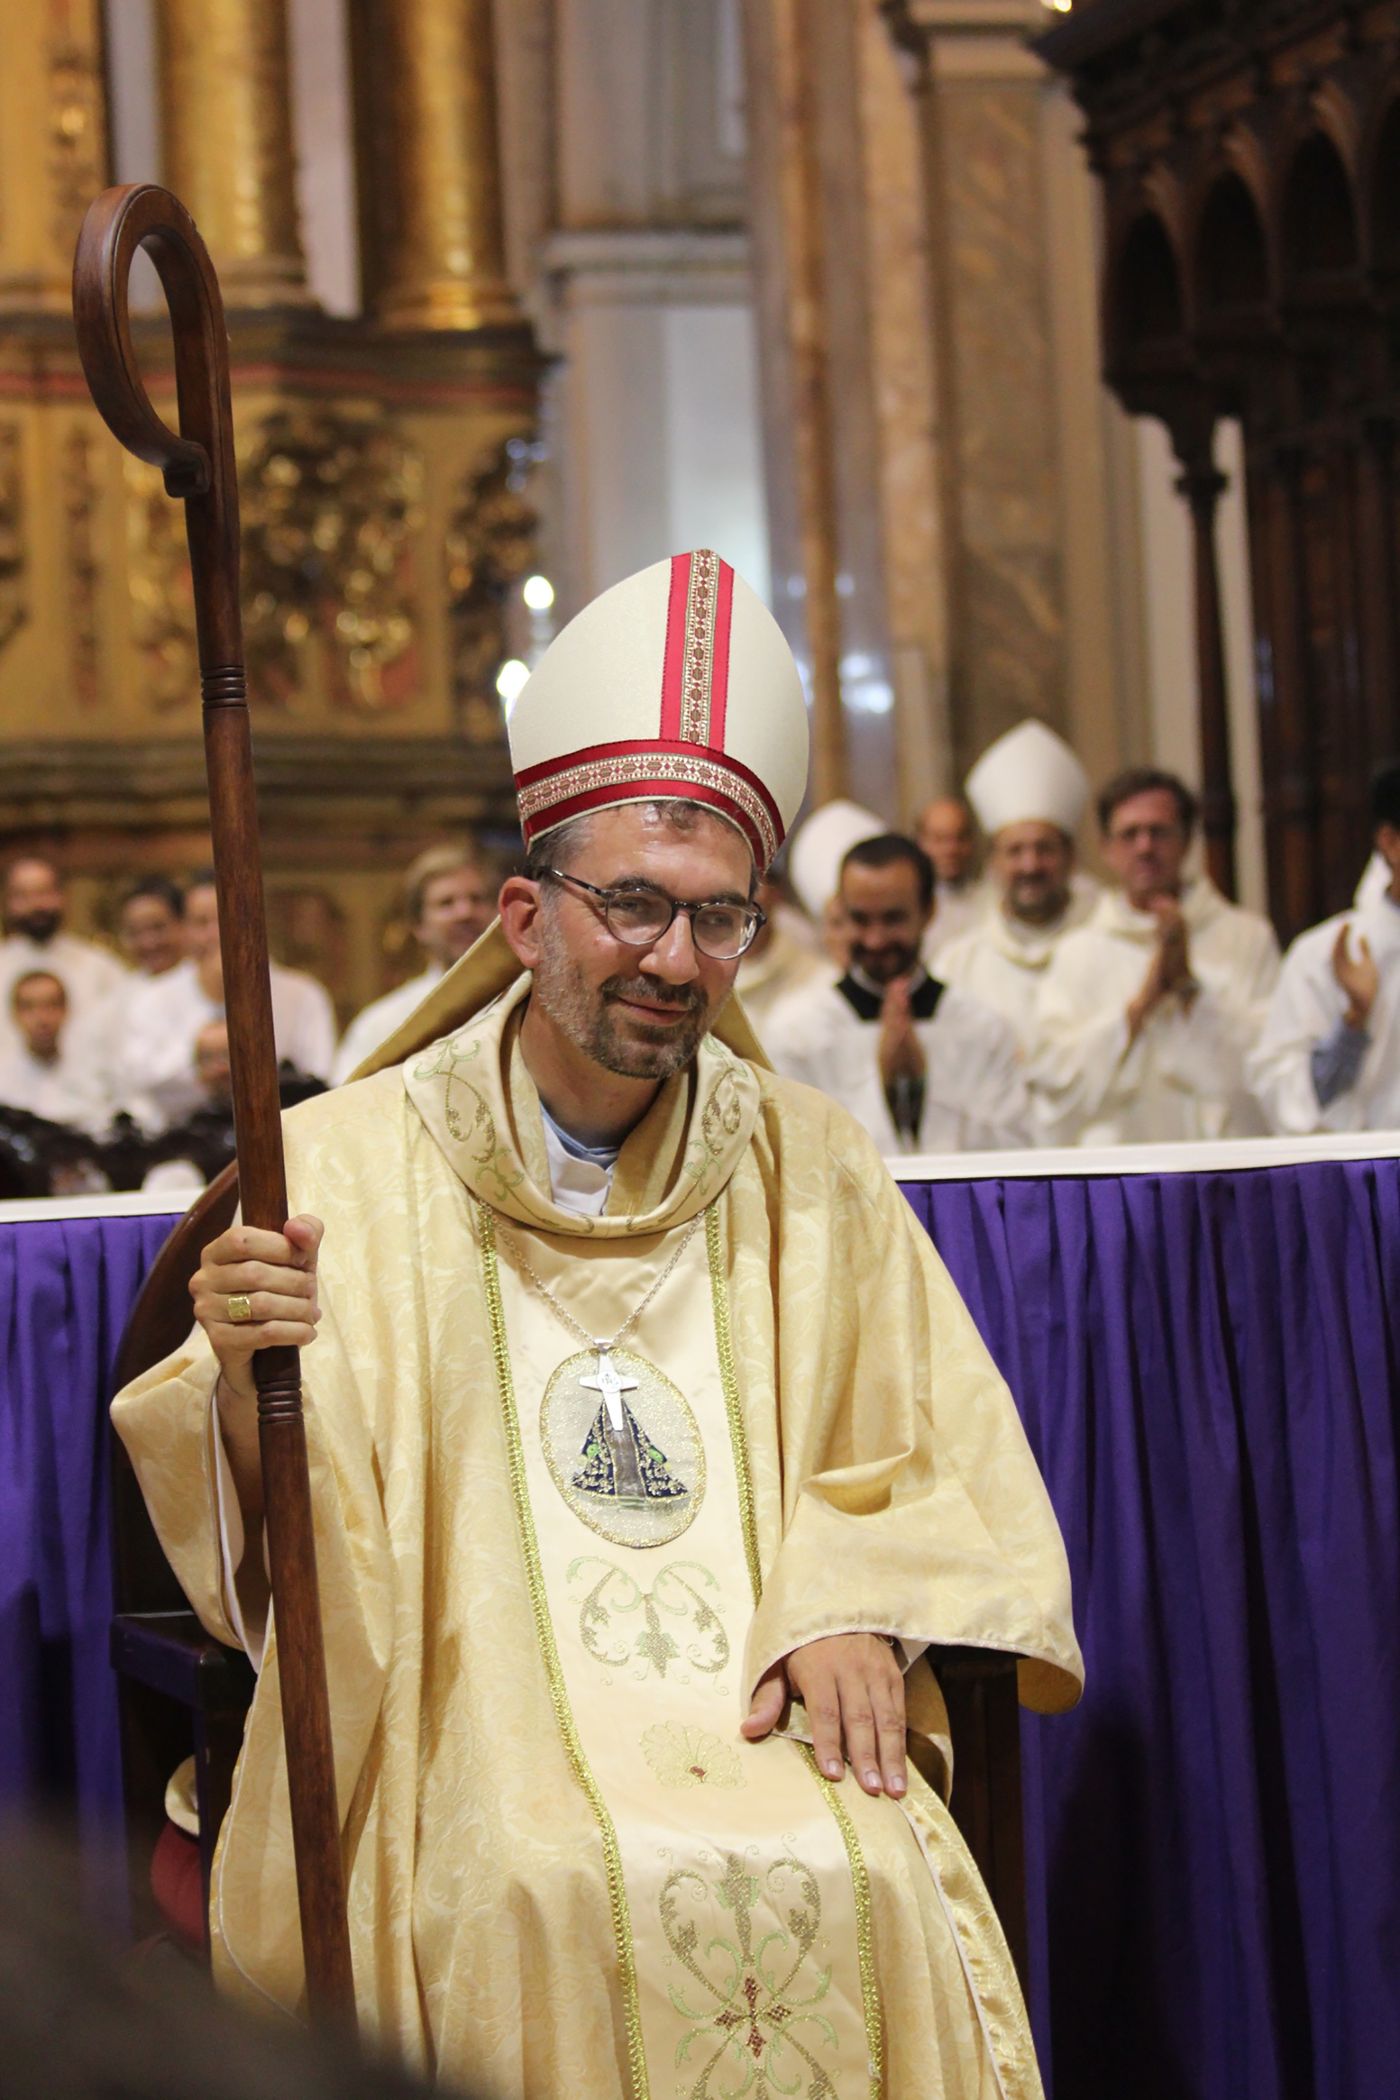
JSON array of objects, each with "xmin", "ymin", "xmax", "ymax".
[{"xmin": 540, "ymin": 1345, "xmax": 705, "ymax": 1549}]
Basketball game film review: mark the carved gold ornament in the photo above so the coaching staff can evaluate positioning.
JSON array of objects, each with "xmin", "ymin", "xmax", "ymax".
[
  {"xmin": 0, "ymin": 426, "xmax": 25, "ymax": 654},
  {"xmin": 241, "ymin": 408, "xmax": 424, "ymax": 712},
  {"xmin": 125, "ymin": 455, "xmax": 197, "ymax": 711},
  {"xmin": 48, "ymin": 40, "xmax": 107, "ymax": 253},
  {"xmin": 446, "ymin": 438, "xmax": 537, "ymax": 743},
  {"xmin": 61, "ymin": 427, "xmax": 100, "ymax": 707}
]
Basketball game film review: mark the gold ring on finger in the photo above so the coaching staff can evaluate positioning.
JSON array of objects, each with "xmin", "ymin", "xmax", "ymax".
[{"xmin": 227, "ymin": 1293, "xmax": 254, "ymax": 1324}]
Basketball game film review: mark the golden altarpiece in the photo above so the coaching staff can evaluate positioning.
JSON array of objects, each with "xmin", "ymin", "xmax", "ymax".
[{"xmin": 0, "ymin": 0, "xmax": 540, "ymax": 1021}]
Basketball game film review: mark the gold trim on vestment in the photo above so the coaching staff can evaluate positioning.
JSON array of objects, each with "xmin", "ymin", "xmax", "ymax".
[
  {"xmin": 706, "ymin": 1200, "xmax": 885, "ymax": 2099},
  {"xmin": 901, "ymin": 1781, "xmax": 1042, "ymax": 2100},
  {"xmin": 478, "ymin": 1205, "xmax": 650, "ymax": 2100}
]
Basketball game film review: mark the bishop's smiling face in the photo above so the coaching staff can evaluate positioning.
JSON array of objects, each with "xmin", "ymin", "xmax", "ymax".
[{"xmin": 512, "ymin": 803, "xmax": 755, "ymax": 1083}]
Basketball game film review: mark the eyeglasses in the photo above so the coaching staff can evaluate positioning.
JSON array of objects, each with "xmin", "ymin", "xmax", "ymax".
[{"xmin": 543, "ymin": 869, "xmax": 765, "ymax": 960}]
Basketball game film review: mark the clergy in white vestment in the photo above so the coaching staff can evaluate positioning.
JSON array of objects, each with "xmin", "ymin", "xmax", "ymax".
[
  {"xmin": 1248, "ymin": 760, "xmax": 1400, "ymax": 1133},
  {"xmin": 330, "ymin": 842, "xmax": 495, "ymax": 1083},
  {"xmin": 938, "ymin": 721, "xmax": 1098, "ymax": 1054},
  {"xmin": 115, "ymin": 872, "xmax": 336, "ymax": 1132},
  {"xmin": 114, "ymin": 548, "xmax": 1079, "ymax": 2099},
  {"xmin": 92, "ymin": 877, "xmax": 190, "ymax": 1100},
  {"xmin": 916, "ymin": 794, "xmax": 988, "ymax": 960},
  {"xmin": 0, "ymin": 856, "xmax": 127, "ymax": 1060},
  {"xmin": 766, "ymin": 832, "xmax": 1031, "ymax": 1156},
  {"xmin": 0, "ymin": 970, "xmax": 115, "ymax": 1135},
  {"xmin": 1031, "ymin": 767, "xmax": 1280, "ymax": 1145},
  {"xmin": 114, "ymin": 875, "xmax": 187, "ymax": 981},
  {"xmin": 787, "ymin": 796, "xmax": 884, "ymax": 973},
  {"xmin": 734, "ymin": 871, "xmax": 831, "ymax": 1031}
]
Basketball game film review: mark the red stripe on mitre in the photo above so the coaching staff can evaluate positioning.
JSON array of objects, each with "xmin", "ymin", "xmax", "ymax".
[
  {"xmin": 515, "ymin": 738, "xmax": 784, "ymax": 866},
  {"xmin": 708, "ymin": 559, "xmax": 734, "ymax": 746},
  {"xmin": 659, "ymin": 553, "xmax": 692, "ymax": 741}
]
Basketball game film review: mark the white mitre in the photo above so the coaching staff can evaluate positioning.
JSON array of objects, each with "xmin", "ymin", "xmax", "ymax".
[
  {"xmin": 788, "ymin": 799, "xmax": 885, "ymax": 919},
  {"xmin": 965, "ymin": 720, "xmax": 1089, "ymax": 839},
  {"xmin": 507, "ymin": 548, "xmax": 809, "ymax": 870}
]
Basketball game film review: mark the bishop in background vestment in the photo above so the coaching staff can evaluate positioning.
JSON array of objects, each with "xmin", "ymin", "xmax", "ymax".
[{"xmin": 114, "ymin": 552, "xmax": 1081, "ymax": 2100}]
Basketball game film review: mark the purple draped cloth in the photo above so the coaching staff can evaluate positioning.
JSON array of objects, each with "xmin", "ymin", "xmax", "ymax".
[
  {"xmin": 0, "ymin": 1211, "xmax": 178, "ymax": 1858},
  {"xmin": 4, "ymin": 1163, "xmax": 1399, "ymax": 2099},
  {"xmin": 903, "ymin": 1161, "xmax": 1400, "ymax": 2100}
]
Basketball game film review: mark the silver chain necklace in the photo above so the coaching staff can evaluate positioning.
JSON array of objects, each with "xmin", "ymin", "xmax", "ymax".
[{"xmin": 484, "ymin": 1200, "xmax": 707, "ymax": 1430}]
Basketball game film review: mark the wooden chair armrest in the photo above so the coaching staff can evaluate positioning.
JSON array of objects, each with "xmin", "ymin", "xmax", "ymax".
[
  {"xmin": 928, "ymin": 1644, "xmax": 1020, "ymax": 1683},
  {"xmin": 111, "ymin": 1611, "xmax": 255, "ymax": 1717}
]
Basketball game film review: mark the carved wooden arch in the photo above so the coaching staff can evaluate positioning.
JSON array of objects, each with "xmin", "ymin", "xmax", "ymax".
[
  {"xmin": 1038, "ymin": 0, "xmax": 1400, "ymax": 941},
  {"xmin": 1355, "ymin": 71, "xmax": 1400, "ymax": 276},
  {"xmin": 1182, "ymin": 137, "xmax": 1277, "ymax": 335},
  {"xmin": 1274, "ymin": 124, "xmax": 1364, "ymax": 299},
  {"xmin": 1102, "ymin": 202, "xmax": 1189, "ymax": 371}
]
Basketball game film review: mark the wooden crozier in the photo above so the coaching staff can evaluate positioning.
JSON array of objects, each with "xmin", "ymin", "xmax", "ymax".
[{"xmin": 72, "ymin": 183, "xmax": 355, "ymax": 2026}]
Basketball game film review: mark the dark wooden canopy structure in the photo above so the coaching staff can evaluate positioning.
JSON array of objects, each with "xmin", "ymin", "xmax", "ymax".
[{"xmin": 1040, "ymin": 0, "xmax": 1400, "ymax": 940}]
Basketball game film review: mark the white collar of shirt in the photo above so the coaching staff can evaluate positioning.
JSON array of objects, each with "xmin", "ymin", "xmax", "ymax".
[
  {"xmin": 847, "ymin": 960, "xmax": 929, "ymax": 1002},
  {"xmin": 540, "ymin": 1105, "xmax": 619, "ymax": 1218}
]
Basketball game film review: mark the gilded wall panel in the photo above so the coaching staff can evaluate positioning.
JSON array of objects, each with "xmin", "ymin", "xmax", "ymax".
[
  {"xmin": 0, "ymin": 0, "xmax": 539, "ymax": 1018},
  {"xmin": 124, "ymin": 453, "xmax": 199, "ymax": 717},
  {"xmin": 0, "ymin": 422, "xmax": 27, "ymax": 657},
  {"xmin": 59, "ymin": 425, "xmax": 101, "ymax": 712}
]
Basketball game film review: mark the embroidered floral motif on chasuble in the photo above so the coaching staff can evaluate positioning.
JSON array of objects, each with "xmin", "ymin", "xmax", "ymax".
[{"xmin": 113, "ymin": 967, "xmax": 1081, "ymax": 2099}]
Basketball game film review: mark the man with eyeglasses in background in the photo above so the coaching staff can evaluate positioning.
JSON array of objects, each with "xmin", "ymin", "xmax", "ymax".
[{"xmin": 1030, "ymin": 766, "xmax": 1279, "ymax": 1146}]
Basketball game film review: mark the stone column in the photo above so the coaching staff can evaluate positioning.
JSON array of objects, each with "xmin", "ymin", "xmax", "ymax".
[
  {"xmin": 1173, "ymin": 439, "xmax": 1238, "ymax": 898},
  {"xmin": 153, "ymin": 0, "xmax": 311, "ymax": 308},
  {"xmin": 349, "ymin": 0, "xmax": 519, "ymax": 332},
  {"xmin": 740, "ymin": 0, "xmax": 848, "ymax": 808},
  {"xmin": 0, "ymin": 0, "xmax": 108, "ymax": 313}
]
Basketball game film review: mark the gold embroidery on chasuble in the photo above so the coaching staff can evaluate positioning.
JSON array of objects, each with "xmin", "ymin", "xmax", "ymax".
[
  {"xmin": 406, "ymin": 985, "xmax": 882, "ymax": 2096},
  {"xmin": 484, "ymin": 1213, "xmax": 878, "ymax": 2100}
]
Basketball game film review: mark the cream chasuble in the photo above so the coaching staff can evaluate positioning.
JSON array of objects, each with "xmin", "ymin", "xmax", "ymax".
[{"xmin": 113, "ymin": 958, "xmax": 1081, "ymax": 2100}]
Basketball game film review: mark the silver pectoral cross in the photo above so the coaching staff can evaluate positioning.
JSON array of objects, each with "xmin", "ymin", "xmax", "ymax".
[{"xmin": 579, "ymin": 1344, "xmax": 639, "ymax": 1432}]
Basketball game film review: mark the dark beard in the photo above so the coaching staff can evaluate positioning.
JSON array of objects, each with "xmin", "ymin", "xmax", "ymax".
[
  {"xmin": 848, "ymin": 941, "xmax": 921, "ymax": 985},
  {"xmin": 532, "ymin": 917, "xmax": 712, "ymax": 1080},
  {"xmin": 8, "ymin": 910, "xmax": 61, "ymax": 944}
]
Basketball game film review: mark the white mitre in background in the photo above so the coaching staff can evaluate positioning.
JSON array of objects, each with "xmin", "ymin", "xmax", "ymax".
[
  {"xmin": 965, "ymin": 718, "xmax": 1089, "ymax": 839},
  {"xmin": 787, "ymin": 799, "xmax": 885, "ymax": 920}
]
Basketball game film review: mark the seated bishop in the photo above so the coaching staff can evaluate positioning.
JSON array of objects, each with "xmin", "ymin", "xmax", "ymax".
[
  {"xmin": 1248, "ymin": 759, "xmax": 1400, "ymax": 1134},
  {"xmin": 938, "ymin": 721, "xmax": 1098, "ymax": 1056},
  {"xmin": 113, "ymin": 552, "xmax": 1080, "ymax": 2100},
  {"xmin": 765, "ymin": 832, "xmax": 1031, "ymax": 1157}
]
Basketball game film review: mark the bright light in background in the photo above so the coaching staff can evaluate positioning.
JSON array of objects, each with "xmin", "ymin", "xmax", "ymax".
[
  {"xmin": 840, "ymin": 652, "xmax": 894, "ymax": 716},
  {"xmin": 522, "ymin": 574, "xmax": 555, "ymax": 612},
  {"xmin": 496, "ymin": 658, "xmax": 530, "ymax": 716},
  {"xmin": 1041, "ymin": 0, "xmax": 1073, "ymax": 12}
]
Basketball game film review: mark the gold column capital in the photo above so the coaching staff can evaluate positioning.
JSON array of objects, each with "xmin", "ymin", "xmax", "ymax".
[
  {"xmin": 351, "ymin": 0, "xmax": 520, "ymax": 333},
  {"xmin": 154, "ymin": 0, "xmax": 312, "ymax": 309}
]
